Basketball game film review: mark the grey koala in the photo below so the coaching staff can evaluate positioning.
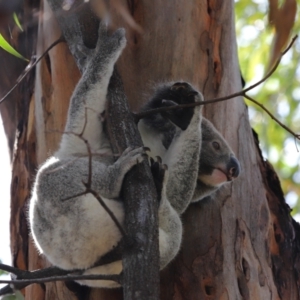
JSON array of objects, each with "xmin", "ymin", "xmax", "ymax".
[
  {"xmin": 29, "ymin": 24, "xmax": 239, "ymax": 289},
  {"xmin": 138, "ymin": 82, "xmax": 240, "ymax": 214},
  {"xmin": 29, "ymin": 25, "xmax": 183, "ymax": 288}
]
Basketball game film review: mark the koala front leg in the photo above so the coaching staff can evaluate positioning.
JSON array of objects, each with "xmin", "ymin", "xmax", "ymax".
[
  {"xmin": 38, "ymin": 146, "xmax": 148, "ymax": 202},
  {"xmin": 163, "ymin": 84, "xmax": 203, "ymax": 214},
  {"xmin": 57, "ymin": 24, "xmax": 127, "ymax": 157},
  {"xmin": 150, "ymin": 158, "xmax": 182, "ymax": 269},
  {"xmin": 92, "ymin": 146, "xmax": 149, "ymax": 199}
]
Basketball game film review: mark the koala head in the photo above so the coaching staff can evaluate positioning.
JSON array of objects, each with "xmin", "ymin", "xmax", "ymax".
[{"xmin": 192, "ymin": 117, "xmax": 240, "ymax": 202}]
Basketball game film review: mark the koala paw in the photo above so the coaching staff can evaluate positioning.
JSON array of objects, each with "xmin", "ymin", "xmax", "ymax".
[
  {"xmin": 161, "ymin": 82, "xmax": 202, "ymax": 130},
  {"xmin": 96, "ymin": 23, "xmax": 127, "ymax": 63},
  {"xmin": 116, "ymin": 146, "xmax": 148, "ymax": 174},
  {"xmin": 150, "ymin": 157, "xmax": 168, "ymax": 203}
]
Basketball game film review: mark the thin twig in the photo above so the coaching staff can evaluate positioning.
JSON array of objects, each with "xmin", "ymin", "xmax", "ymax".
[
  {"xmin": 134, "ymin": 35, "xmax": 299, "ymax": 141},
  {"xmin": 87, "ymin": 187, "xmax": 126, "ymax": 236},
  {"xmin": 0, "ymin": 36, "xmax": 65, "ymax": 104},
  {"xmin": 0, "ymin": 242, "xmax": 123, "ymax": 296},
  {"xmin": 0, "ymin": 273, "xmax": 121, "ymax": 285},
  {"xmin": 61, "ymin": 191, "xmax": 88, "ymax": 201},
  {"xmin": 244, "ymin": 94, "xmax": 300, "ymax": 140},
  {"xmin": 241, "ymin": 35, "xmax": 298, "ymax": 94},
  {"xmin": 62, "ymin": 186, "xmax": 125, "ymax": 236},
  {"xmin": 0, "ymin": 266, "xmax": 72, "ymax": 296},
  {"xmin": 48, "ymin": 128, "xmax": 126, "ymax": 236},
  {"xmin": 0, "ymin": 264, "xmax": 29, "ymax": 276}
]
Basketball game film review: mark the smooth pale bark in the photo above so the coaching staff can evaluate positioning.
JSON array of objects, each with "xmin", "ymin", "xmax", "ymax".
[{"xmin": 2, "ymin": 0, "xmax": 299, "ymax": 299}]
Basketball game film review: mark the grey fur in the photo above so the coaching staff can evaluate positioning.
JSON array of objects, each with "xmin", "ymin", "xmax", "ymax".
[
  {"xmin": 29, "ymin": 24, "xmax": 240, "ymax": 289},
  {"xmin": 138, "ymin": 82, "xmax": 240, "ymax": 214},
  {"xmin": 29, "ymin": 25, "xmax": 182, "ymax": 288}
]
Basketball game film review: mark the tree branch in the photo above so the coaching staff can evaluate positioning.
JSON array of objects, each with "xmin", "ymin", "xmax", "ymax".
[
  {"xmin": 0, "ymin": 271, "xmax": 121, "ymax": 296},
  {"xmin": 244, "ymin": 94, "xmax": 300, "ymax": 140},
  {"xmin": 0, "ymin": 273, "xmax": 121, "ymax": 285},
  {"xmin": 0, "ymin": 36, "xmax": 64, "ymax": 104},
  {"xmin": 0, "ymin": 241, "xmax": 123, "ymax": 296},
  {"xmin": 134, "ymin": 35, "xmax": 299, "ymax": 141}
]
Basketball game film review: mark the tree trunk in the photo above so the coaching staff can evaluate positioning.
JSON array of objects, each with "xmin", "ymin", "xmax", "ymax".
[{"xmin": 2, "ymin": 0, "xmax": 300, "ymax": 299}]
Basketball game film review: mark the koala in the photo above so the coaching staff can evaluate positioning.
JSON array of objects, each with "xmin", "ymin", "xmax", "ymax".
[
  {"xmin": 29, "ymin": 25, "xmax": 183, "ymax": 288},
  {"xmin": 29, "ymin": 24, "xmax": 240, "ymax": 289},
  {"xmin": 138, "ymin": 82, "xmax": 240, "ymax": 214}
]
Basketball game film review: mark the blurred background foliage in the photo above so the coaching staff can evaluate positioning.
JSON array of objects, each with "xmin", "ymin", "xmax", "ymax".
[
  {"xmin": 0, "ymin": 260, "xmax": 5, "ymax": 276},
  {"xmin": 235, "ymin": 0, "xmax": 300, "ymax": 217}
]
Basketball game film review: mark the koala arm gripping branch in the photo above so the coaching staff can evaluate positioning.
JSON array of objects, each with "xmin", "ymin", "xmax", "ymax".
[
  {"xmin": 164, "ymin": 92, "xmax": 203, "ymax": 214},
  {"xmin": 138, "ymin": 82, "xmax": 204, "ymax": 215}
]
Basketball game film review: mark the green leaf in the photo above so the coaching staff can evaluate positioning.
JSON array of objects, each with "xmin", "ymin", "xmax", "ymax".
[
  {"xmin": 13, "ymin": 13, "xmax": 23, "ymax": 32},
  {"xmin": 0, "ymin": 269, "xmax": 5, "ymax": 275},
  {"xmin": 0, "ymin": 259, "xmax": 6, "ymax": 276},
  {"xmin": 0, "ymin": 34, "xmax": 28, "ymax": 61},
  {"xmin": 15, "ymin": 290, "xmax": 25, "ymax": 300},
  {"xmin": 0, "ymin": 289, "xmax": 25, "ymax": 299}
]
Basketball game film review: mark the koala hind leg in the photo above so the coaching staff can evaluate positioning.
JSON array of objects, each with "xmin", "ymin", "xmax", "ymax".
[{"xmin": 57, "ymin": 25, "xmax": 127, "ymax": 157}]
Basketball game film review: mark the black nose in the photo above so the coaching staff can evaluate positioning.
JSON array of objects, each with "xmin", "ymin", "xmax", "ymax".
[{"xmin": 227, "ymin": 156, "xmax": 240, "ymax": 179}]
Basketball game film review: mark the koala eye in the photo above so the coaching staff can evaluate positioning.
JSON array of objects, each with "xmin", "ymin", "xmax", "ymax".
[{"xmin": 212, "ymin": 141, "xmax": 220, "ymax": 150}]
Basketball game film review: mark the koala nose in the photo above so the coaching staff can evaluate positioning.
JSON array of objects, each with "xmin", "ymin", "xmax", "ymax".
[{"xmin": 227, "ymin": 156, "xmax": 240, "ymax": 179}]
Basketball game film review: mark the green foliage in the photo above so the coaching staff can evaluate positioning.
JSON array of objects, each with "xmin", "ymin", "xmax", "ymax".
[
  {"xmin": 0, "ymin": 260, "xmax": 24, "ymax": 300},
  {"xmin": 235, "ymin": 0, "xmax": 300, "ymax": 215},
  {"xmin": 13, "ymin": 13, "xmax": 24, "ymax": 32},
  {"xmin": 1, "ymin": 291, "xmax": 24, "ymax": 300},
  {"xmin": 0, "ymin": 259, "xmax": 6, "ymax": 276},
  {"xmin": 0, "ymin": 34, "xmax": 28, "ymax": 61}
]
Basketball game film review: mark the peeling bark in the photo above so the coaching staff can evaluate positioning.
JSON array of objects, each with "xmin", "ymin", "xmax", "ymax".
[{"xmin": 253, "ymin": 130, "xmax": 300, "ymax": 299}]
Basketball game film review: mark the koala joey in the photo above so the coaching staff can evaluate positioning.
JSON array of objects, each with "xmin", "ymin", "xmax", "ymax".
[
  {"xmin": 29, "ymin": 25, "xmax": 181, "ymax": 288},
  {"xmin": 138, "ymin": 82, "xmax": 240, "ymax": 214}
]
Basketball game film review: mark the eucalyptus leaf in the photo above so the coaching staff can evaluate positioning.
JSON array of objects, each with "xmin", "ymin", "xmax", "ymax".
[
  {"xmin": 13, "ymin": 13, "xmax": 24, "ymax": 32},
  {"xmin": 0, "ymin": 34, "xmax": 28, "ymax": 61}
]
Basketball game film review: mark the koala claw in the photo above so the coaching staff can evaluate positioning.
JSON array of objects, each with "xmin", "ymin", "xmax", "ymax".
[
  {"xmin": 143, "ymin": 146, "xmax": 151, "ymax": 152},
  {"xmin": 156, "ymin": 156, "xmax": 162, "ymax": 163},
  {"xmin": 118, "ymin": 146, "xmax": 148, "ymax": 169},
  {"xmin": 150, "ymin": 157, "xmax": 168, "ymax": 203}
]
